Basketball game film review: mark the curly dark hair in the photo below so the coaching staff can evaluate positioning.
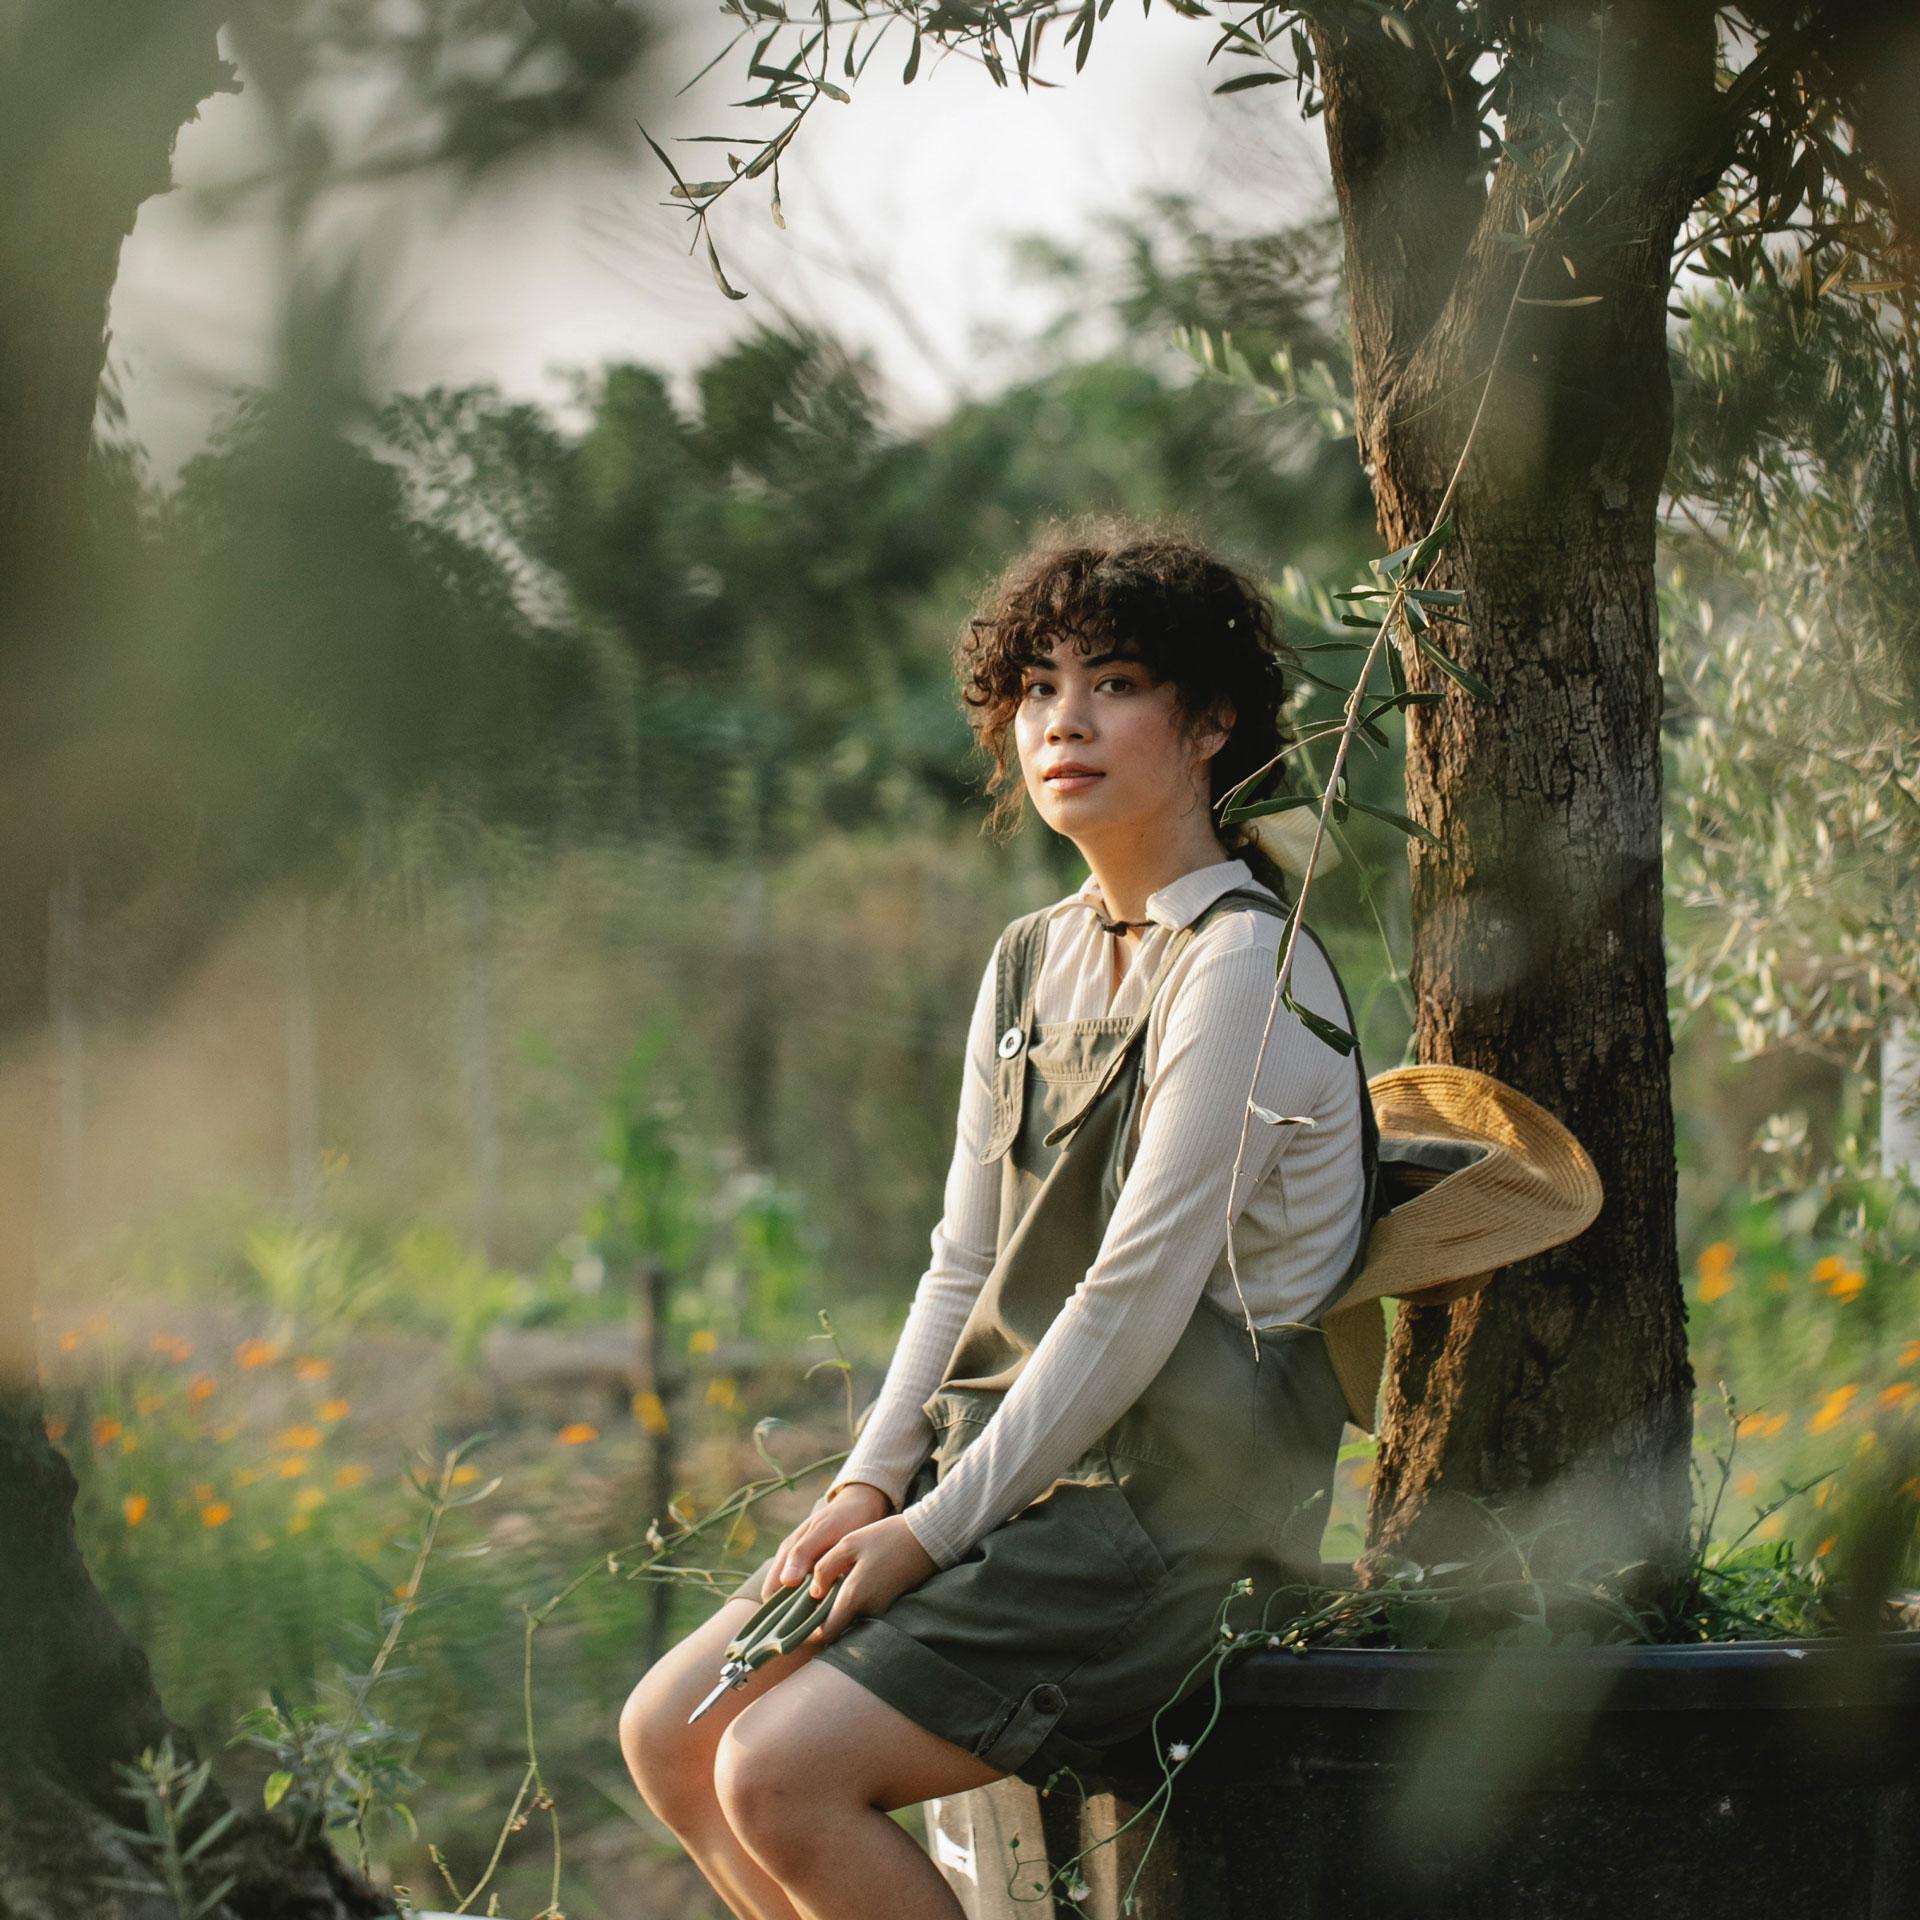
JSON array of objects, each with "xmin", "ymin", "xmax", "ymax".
[{"xmin": 955, "ymin": 524, "xmax": 1293, "ymax": 877}]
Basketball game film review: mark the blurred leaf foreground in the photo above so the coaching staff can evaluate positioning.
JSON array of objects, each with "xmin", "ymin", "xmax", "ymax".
[{"xmin": 35, "ymin": 198, "xmax": 1920, "ymax": 1915}]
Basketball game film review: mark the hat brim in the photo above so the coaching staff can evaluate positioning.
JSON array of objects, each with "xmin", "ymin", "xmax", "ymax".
[{"xmin": 1341, "ymin": 1065, "xmax": 1604, "ymax": 1312}]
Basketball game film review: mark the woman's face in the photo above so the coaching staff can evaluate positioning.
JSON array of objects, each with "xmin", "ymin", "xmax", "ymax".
[{"xmin": 1013, "ymin": 641, "xmax": 1229, "ymax": 849}]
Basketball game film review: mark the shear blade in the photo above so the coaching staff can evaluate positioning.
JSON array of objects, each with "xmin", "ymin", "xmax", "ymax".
[{"xmin": 687, "ymin": 1676, "xmax": 735, "ymax": 1725}]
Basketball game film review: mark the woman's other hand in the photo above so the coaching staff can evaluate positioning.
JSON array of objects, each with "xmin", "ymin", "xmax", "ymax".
[
  {"xmin": 762, "ymin": 1481, "xmax": 893, "ymax": 1599},
  {"xmin": 811, "ymin": 1515, "xmax": 938, "ymax": 1643}
]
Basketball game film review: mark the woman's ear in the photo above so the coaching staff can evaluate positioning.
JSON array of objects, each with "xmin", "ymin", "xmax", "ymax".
[{"xmin": 1196, "ymin": 701, "xmax": 1236, "ymax": 764}]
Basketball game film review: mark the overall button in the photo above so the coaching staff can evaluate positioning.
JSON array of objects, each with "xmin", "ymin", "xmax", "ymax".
[
  {"xmin": 1032, "ymin": 1684, "xmax": 1066, "ymax": 1715},
  {"xmin": 997, "ymin": 1025, "xmax": 1026, "ymax": 1060}
]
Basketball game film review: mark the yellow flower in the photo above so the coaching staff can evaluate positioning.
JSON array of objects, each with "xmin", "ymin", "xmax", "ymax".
[
  {"xmin": 1696, "ymin": 1242, "xmax": 1737, "ymax": 1301},
  {"xmin": 294, "ymin": 1357, "xmax": 331, "ymax": 1382},
  {"xmin": 705, "ymin": 1376, "xmax": 738, "ymax": 1411},
  {"xmin": 294, "ymin": 1487, "xmax": 326, "ymax": 1513},
  {"xmin": 1735, "ymin": 1412, "xmax": 1773, "ymax": 1439},
  {"xmin": 334, "ymin": 1463, "xmax": 370, "ymax": 1489},
  {"xmin": 688, "ymin": 1329, "xmax": 719, "ymax": 1356},
  {"xmin": 1880, "ymin": 1382, "xmax": 1916, "ymax": 1409},
  {"xmin": 557, "ymin": 1423, "xmax": 598, "ymax": 1446},
  {"xmin": 1812, "ymin": 1255, "xmax": 1845, "ymax": 1288},
  {"xmin": 92, "ymin": 1417, "xmax": 122, "ymax": 1447},
  {"xmin": 279, "ymin": 1456, "xmax": 310, "ymax": 1479},
  {"xmin": 1808, "ymin": 1386, "xmax": 1857, "ymax": 1435},
  {"xmin": 200, "ymin": 1502, "xmax": 234, "ymax": 1529},
  {"xmin": 451, "ymin": 1463, "xmax": 480, "ymax": 1486},
  {"xmin": 123, "ymin": 1494, "xmax": 150, "ymax": 1527},
  {"xmin": 118, "ymin": 1432, "xmax": 140, "ymax": 1455},
  {"xmin": 1756, "ymin": 1513, "xmax": 1785, "ymax": 1540},
  {"xmin": 235, "ymin": 1467, "xmax": 262, "ymax": 1486},
  {"xmin": 633, "ymin": 1390, "xmax": 669, "ymax": 1435},
  {"xmin": 318, "ymin": 1398, "xmax": 350, "ymax": 1422},
  {"xmin": 275, "ymin": 1425, "xmax": 324, "ymax": 1452}
]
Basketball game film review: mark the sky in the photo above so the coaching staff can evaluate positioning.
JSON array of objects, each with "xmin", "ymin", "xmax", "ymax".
[{"xmin": 107, "ymin": 3, "xmax": 1331, "ymax": 472}]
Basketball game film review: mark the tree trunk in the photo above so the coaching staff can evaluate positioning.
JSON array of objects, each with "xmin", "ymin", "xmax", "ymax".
[
  {"xmin": 1309, "ymin": 4, "xmax": 1721, "ymax": 1572},
  {"xmin": 0, "ymin": 8, "xmax": 390, "ymax": 1911}
]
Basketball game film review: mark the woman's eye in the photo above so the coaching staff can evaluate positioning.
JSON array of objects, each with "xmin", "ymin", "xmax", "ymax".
[
  {"xmin": 1097, "ymin": 675, "xmax": 1135, "ymax": 694},
  {"xmin": 1022, "ymin": 679, "xmax": 1053, "ymax": 699}
]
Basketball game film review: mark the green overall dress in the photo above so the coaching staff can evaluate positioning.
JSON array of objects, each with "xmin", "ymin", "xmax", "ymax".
[{"xmin": 813, "ymin": 887, "xmax": 1377, "ymax": 1785}]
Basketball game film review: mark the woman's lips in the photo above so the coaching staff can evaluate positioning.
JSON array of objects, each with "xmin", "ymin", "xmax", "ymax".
[{"xmin": 1043, "ymin": 765, "xmax": 1104, "ymax": 794}]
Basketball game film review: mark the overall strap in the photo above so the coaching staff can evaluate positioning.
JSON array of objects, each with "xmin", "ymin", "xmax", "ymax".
[{"xmin": 978, "ymin": 910, "xmax": 1050, "ymax": 1165}]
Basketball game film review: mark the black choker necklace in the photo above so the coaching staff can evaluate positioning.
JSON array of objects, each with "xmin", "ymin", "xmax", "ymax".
[{"xmin": 1094, "ymin": 914, "xmax": 1152, "ymax": 938}]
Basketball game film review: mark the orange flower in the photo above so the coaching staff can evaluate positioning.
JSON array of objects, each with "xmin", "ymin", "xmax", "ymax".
[
  {"xmin": 188, "ymin": 1376, "xmax": 216, "ymax": 1405},
  {"xmin": 1696, "ymin": 1242, "xmax": 1737, "ymax": 1302},
  {"xmin": 278, "ymin": 1456, "xmax": 309, "ymax": 1479},
  {"xmin": 192, "ymin": 1483, "xmax": 216, "ymax": 1502},
  {"xmin": 294, "ymin": 1356, "xmax": 331, "ymax": 1381},
  {"xmin": 1812, "ymin": 1255, "xmax": 1845, "ymax": 1288},
  {"xmin": 1830, "ymin": 1267, "xmax": 1867, "ymax": 1304},
  {"xmin": 1756, "ymin": 1513, "xmax": 1785, "ymax": 1540},
  {"xmin": 318, "ymin": 1398, "xmax": 350, "ymax": 1422},
  {"xmin": 58, "ymin": 1330, "xmax": 84, "ymax": 1354},
  {"xmin": 274, "ymin": 1425, "xmax": 324, "ymax": 1452},
  {"xmin": 334, "ymin": 1463, "xmax": 369, "ymax": 1489},
  {"xmin": 1764, "ymin": 1413, "xmax": 1788, "ymax": 1438},
  {"xmin": 92, "ymin": 1417, "xmax": 122, "ymax": 1447},
  {"xmin": 235, "ymin": 1338, "xmax": 279, "ymax": 1370},
  {"xmin": 123, "ymin": 1494, "xmax": 150, "ymax": 1527},
  {"xmin": 150, "ymin": 1333, "xmax": 192, "ymax": 1363},
  {"xmin": 200, "ymin": 1501, "xmax": 233, "ymax": 1529},
  {"xmin": 1735, "ymin": 1471, "xmax": 1760, "ymax": 1499},
  {"xmin": 1880, "ymin": 1382, "xmax": 1916, "ymax": 1409},
  {"xmin": 1815, "ymin": 1535, "xmax": 1839, "ymax": 1558},
  {"xmin": 633, "ymin": 1390, "xmax": 669, "ymax": 1436},
  {"xmin": 1809, "ymin": 1386, "xmax": 1858, "ymax": 1434},
  {"xmin": 1902, "ymin": 1342, "xmax": 1920, "ymax": 1369},
  {"xmin": 1735, "ymin": 1412, "xmax": 1773, "ymax": 1439},
  {"xmin": 557, "ymin": 1423, "xmax": 598, "ymax": 1446},
  {"xmin": 43, "ymin": 1415, "xmax": 66, "ymax": 1442}
]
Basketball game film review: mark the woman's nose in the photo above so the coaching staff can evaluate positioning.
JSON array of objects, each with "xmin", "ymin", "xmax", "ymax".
[{"xmin": 1045, "ymin": 701, "xmax": 1088, "ymax": 741}]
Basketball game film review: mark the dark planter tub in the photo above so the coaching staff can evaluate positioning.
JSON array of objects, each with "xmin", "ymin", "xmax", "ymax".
[{"xmin": 926, "ymin": 1637, "xmax": 1920, "ymax": 1919}]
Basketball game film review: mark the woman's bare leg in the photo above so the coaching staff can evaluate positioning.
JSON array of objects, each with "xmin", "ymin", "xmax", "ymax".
[
  {"xmin": 619, "ymin": 1597, "xmax": 817, "ymax": 1920},
  {"xmin": 714, "ymin": 1661, "xmax": 1003, "ymax": 1920}
]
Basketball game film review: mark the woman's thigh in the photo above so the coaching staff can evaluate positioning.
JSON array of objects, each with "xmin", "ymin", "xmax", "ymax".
[{"xmin": 719, "ymin": 1660, "xmax": 1002, "ymax": 1817}]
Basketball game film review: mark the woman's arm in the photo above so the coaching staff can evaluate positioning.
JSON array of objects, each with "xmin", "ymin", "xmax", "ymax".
[
  {"xmin": 819, "ymin": 943, "xmax": 1002, "ymax": 1510},
  {"xmin": 897, "ymin": 916, "xmax": 1350, "ymax": 1569}
]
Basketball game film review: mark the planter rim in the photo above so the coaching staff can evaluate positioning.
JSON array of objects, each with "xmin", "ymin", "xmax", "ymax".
[{"xmin": 1222, "ymin": 1633, "xmax": 1920, "ymax": 1713}]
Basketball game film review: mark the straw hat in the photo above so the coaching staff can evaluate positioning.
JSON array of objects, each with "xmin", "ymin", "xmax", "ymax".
[{"xmin": 1322, "ymin": 1065, "xmax": 1604, "ymax": 1432}]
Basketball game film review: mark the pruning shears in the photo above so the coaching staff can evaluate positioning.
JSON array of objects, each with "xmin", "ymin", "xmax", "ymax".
[{"xmin": 687, "ymin": 1575, "xmax": 847, "ymax": 1724}]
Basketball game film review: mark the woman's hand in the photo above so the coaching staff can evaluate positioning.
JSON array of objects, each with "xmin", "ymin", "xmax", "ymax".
[
  {"xmin": 811, "ymin": 1514, "xmax": 938, "ymax": 1643},
  {"xmin": 761, "ymin": 1481, "xmax": 893, "ymax": 1600}
]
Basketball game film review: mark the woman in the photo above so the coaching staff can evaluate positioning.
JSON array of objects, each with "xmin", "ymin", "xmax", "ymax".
[{"xmin": 620, "ymin": 531, "xmax": 1370, "ymax": 1920}]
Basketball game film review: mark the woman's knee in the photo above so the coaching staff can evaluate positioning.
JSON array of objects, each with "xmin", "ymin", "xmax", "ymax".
[
  {"xmin": 619, "ymin": 1671, "xmax": 714, "ymax": 1825},
  {"xmin": 712, "ymin": 1708, "xmax": 824, "ymax": 1874}
]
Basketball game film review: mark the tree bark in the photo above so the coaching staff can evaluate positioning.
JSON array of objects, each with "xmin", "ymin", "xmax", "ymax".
[{"xmin": 1309, "ymin": 3, "xmax": 1723, "ymax": 1571}]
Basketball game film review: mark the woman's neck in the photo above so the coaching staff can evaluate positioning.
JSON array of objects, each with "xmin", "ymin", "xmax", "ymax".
[{"xmin": 1077, "ymin": 812, "xmax": 1234, "ymax": 927}]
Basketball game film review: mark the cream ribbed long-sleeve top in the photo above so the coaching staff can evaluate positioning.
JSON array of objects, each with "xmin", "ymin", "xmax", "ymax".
[{"xmin": 832, "ymin": 858, "xmax": 1367, "ymax": 1569}]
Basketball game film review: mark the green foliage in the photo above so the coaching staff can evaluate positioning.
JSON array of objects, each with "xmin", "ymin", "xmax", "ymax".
[{"xmin": 101, "ymin": 1739, "xmax": 239, "ymax": 1920}]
